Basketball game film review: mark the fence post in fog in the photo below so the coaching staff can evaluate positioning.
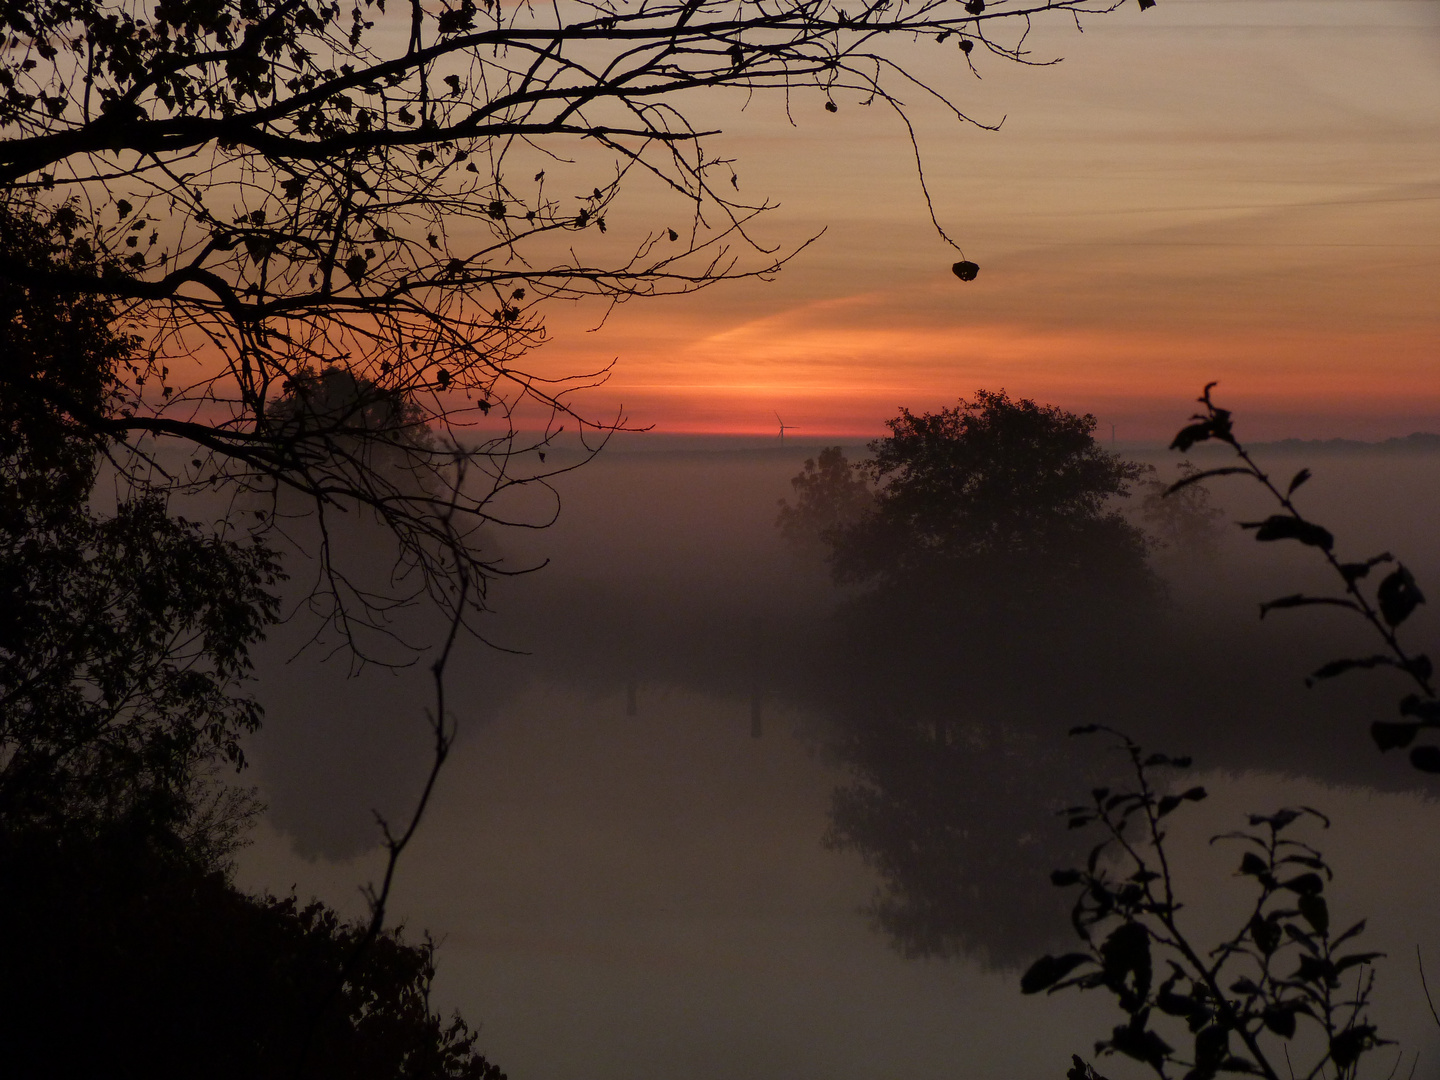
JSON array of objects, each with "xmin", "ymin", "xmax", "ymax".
[{"xmin": 750, "ymin": 616, "xmax": 763, "ymax": 739}]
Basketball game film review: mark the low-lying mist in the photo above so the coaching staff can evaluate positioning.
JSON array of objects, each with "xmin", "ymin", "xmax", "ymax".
[{"xmin": 243, "ymin": 434, "xmax": 1440, "ymax": 972}]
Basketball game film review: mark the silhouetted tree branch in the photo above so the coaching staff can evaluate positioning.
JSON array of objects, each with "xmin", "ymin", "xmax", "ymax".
[
  {"xmin": 1168, "ymin": 384, "xmax": 1437, "ymax": 771},
  {"xmin": 1, "ymin": 0, "xmax": 1157, "ymax": 649}
]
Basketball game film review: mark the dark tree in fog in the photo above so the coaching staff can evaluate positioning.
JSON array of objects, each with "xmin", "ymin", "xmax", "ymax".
[
  {"xmin": 828, "ymin": 389, "xmax": 1154, "ymax": 597},
  {"xmin": 0, "ymin": 0, "xmax": 1160, "ymax": 640},
  {"xmin": 806, "ymin": 390, "xmax": 1161, "ymax": 963},
  {"xmin": 776, "ymin": 445, "xmax": 874, "ymax": 559}
]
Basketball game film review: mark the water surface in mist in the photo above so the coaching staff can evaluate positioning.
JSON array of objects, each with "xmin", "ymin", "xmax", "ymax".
[{"xmin": 237, "ymin": 435, "xmax": 1440, "ymax": 1080}]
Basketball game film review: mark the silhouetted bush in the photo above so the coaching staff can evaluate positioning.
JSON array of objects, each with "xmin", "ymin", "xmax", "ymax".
[{"xmin": 0, "ymin": 824, "xmax": 504, "ymax": 1079}]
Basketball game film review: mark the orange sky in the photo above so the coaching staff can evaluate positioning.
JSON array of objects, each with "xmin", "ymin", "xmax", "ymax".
[{"xmin": 518, "ymin": 0, "xmax": 1439, "ymax": 440}]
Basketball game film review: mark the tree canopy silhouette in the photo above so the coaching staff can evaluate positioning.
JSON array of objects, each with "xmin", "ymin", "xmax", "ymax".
[
  {"xmin": 0, "ymin": 207, "xmax": 280, "ymax": 859},
  {"xmin": 820, "ymin": 389, "xmax": 1154, "ymax": 599}
]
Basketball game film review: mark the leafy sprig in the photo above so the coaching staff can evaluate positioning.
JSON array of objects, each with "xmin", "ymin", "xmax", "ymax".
[
  {"xmin": 1024, "ymin": 727, "xmax": 1387, "ymax": 1080},
  {"xmin": 1168, "ymin": 384, "xmax": 1437, "ymax": 771}
]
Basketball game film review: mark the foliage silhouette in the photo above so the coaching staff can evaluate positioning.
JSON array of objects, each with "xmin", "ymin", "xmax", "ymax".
[
  {"xmin": 776, "ymin": 444, "xmax": 874, "ymax": 559},
  {"xmin": 0, "ymin": 825, "xmax": 505, "ymax": 1079},
  {"xmin": 1166, "ymin": 384, "xmax": 1437, "ymax": 772},
  {"xmin": 820, "ymin": 390, "xmax": 1155, "ymax": 598},
  {"xmin": 1025, "ymin": 727, "xmax": 1387, "ymax": 1080},
  {"xmin": 0, "ymin": 206, "xmax": 281, "ymax": 861},
  {"xmin": 1135, "ymin": 460, "xmax": 1226, "ymax": 565}
]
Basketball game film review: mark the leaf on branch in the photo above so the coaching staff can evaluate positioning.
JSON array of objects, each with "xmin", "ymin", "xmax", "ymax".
[
  {"xmin": 1169, "ymin": 409, "xmax": 1233, "ymax": 452},
  {"xmin": 1107, "ymin": 1020, "xmax": 1172, "ymax": 1070},
  {"xmin": 1249, "ymin": 914, "xmax": 1282, "ymax": 955},
  {"xmin": 1100, "ymin": 922, "xmax": 1152, "ymax": 1009},
  {"xmin": 1298, "ymin": 893, "xmax": 1328, "ymax": 935},
  {"xmin": 1239, "ymin": 515, "xmax": 1334, "ymax": 550},
  {"xmin": 1399, "ymin": 695, "xmax": 1440, "ymax": 721},
  {"xmin": 1306, "ymin": 655, "xmax": 1395, "ymax": 685},
  {"xmin": 1021, "ymin": 953, "xmax": 1094, "ymax": 994},
  {"xmin": 1329, "ymin": 1025, "xmax": 1381, "ymax": 1069},
  {"xmin": 1334, "ymin": 952, "xmax": 1384, "ymax": 974},
  {"xmin": 952, "ymin": 260, "xmax": 979, "ymax": 282},
  {"xmin": 1409, "ymin": 745, "xmax": 1440, "ymax": 773},
  {"xmin": 1163, "ymin": 466, "xmax": 1251, "ymax": 495},
  {"xmin": 1259, "ymin": 594, "xmax": 1359, "ymax": 619},
  {"xmin": 1376, "ymin": 564, "xmax": 1424, "ymax": 627},
  {"xmin": 1262, "ymin": 1006, "xmax": 1297, "ymax": 1039},
  {"xmin": 1067, "ymin": 1055, "xmax": 1113, "ymax": 1080},
  {"xmin": 1371, "ymin": 721, "xmax": 1419, "ymax": 751},
  {"xmin": 1340, "ymin": 554, "xmax": 1393, "ymax": 583},
  {"xmin": 1282, "ymin": 872, "xmax": 1325, "ymax": 896},
  {"xmin": 1331, "ymin": 919, "xmax": 1366, "ymax": 948},
  {"xmin": 1286, "ymin": 467, "xmax": 1311, "ymax": 495}
]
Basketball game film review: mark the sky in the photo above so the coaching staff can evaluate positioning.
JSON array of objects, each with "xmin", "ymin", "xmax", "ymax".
[{"xmin": 521, "ymin": 0, "xmax": 1440, "ymax": 440}]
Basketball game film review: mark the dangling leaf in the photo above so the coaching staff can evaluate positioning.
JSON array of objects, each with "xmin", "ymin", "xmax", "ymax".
[
  {"xmin": 1371, "ymin": 721, "xmax": 1419, "ymax": 751},
  {"xmin": 1021, "ymin": 953, "xmax": 1095, "ymax": 994},
  {"xmin": 1376, "ymin": 565, "xmax": 1424, "ymax": 627},
  {"xmin": 1239, "ymin": 515, "xmax": 1333, "ymax": 550},
  {"xmin": 1298, "ymin": 893, "xmax": 1329, "ymax": 935},
  {"xmin": 1410, "ymin": 745, "xmax": 1440, "ymax": 773}
]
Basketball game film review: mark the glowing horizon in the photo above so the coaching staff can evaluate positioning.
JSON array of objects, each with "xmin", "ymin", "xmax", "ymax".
[{"xmin": 520, "ymin": 0, "xmax": 1438, "ymax": 441}]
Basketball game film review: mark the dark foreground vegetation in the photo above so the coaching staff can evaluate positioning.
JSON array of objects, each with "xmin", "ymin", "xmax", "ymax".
[{"xmin": 0, "ymin": 210, "xmax": 504, "ymax": 1077}]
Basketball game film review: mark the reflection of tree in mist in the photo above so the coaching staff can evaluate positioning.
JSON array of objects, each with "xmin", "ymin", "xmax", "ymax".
[
  {"xmin": 791, "ymin": 393, "xmax": 1166, "ymax": 967},
  {"xmin": 813, "ymin": 567, "xmax": 1164, "ymax": 968}
]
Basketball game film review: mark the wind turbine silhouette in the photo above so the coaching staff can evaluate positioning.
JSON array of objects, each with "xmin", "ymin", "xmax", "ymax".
[{"xmin": 775, "ymin": 412, "xmax": 797, "ymax": 444}]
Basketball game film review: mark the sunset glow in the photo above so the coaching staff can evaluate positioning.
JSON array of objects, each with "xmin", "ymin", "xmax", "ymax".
[{"xmin": 533, "ymin": 0, "xmax": 1440, "ymax": 439}]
